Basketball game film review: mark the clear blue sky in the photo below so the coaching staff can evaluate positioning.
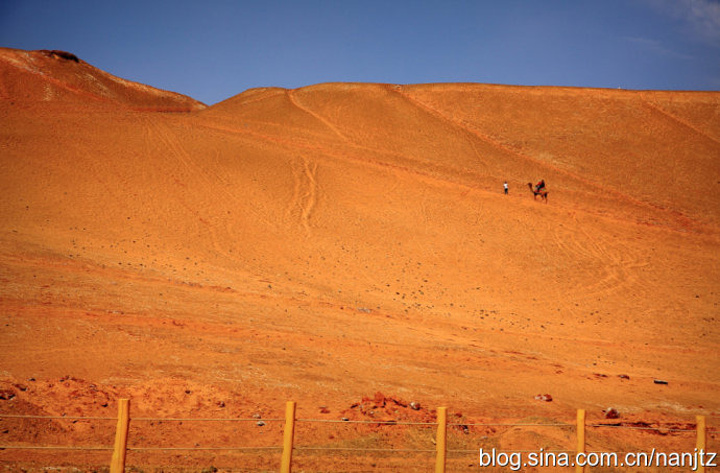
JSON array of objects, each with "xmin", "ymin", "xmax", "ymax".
[{"xmin": 1, "ymin": 0, "xmax": 719, "ymax": 104}]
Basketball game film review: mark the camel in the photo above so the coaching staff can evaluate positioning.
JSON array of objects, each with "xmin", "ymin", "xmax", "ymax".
[{"xmin": 528, "ymin": 183, "xmax": 548, "ymax": 202}]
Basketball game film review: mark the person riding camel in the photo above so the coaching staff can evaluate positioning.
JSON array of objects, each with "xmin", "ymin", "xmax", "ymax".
[{"xmin": 535, "ymin": 180, "xmax": 546, "ymax": 192}]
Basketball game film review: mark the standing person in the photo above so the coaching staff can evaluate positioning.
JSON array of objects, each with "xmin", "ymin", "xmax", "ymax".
[{"xmin": 504, "ymin": 181, "xmax": 509, "ymax": 195}]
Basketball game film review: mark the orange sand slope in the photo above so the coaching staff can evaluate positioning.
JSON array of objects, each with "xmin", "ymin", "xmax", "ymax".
[{"xmin": 1, "ymin": 48, "xmax": 719, "ymax": 424}]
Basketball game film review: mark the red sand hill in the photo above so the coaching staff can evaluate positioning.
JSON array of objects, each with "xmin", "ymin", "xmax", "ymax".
[
  {"xmin": 1, "ymin": 48, "xmax": 718, "ymax": 470},
  {"xmin": 0, "ymin": 48, "xmax": 205, "ymax": 111}
]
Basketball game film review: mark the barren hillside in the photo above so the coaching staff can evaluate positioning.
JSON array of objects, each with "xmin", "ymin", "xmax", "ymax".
[{"xmin": 1, "ymin": 48, "xmax": 718, "ymax": 470}]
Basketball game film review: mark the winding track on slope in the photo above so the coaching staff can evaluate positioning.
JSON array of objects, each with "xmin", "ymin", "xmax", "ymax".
[
  {"xmin": 286, "ymin": 89, "xmax": 350, "ymax": 143},
  {"xmin": 391, "ymin": 87, "xmax": 705, "ymax": 230},
  {"xmin": 640, "ymin": 94, "xmax": 720, "ymax": 147}
]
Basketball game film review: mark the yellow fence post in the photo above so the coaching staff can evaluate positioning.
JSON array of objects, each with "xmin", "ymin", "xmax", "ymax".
[
  {"xmin": 110, "ymin": 398, "xmax": 130, "ymax": 473},
  {"xmin": 576, "ymin": 408, "xmax": 585, "ymax": 473},
  {"xmin": 435, "ymin": 406, "xmax": 447, "ymax": 473},
  {"xmin": 697, "ymin": 415, "xmax": 706, "ymax": 473},
  {"xmin": 280, "ymin": 401, "xmax": 297, "ymax": 473}
]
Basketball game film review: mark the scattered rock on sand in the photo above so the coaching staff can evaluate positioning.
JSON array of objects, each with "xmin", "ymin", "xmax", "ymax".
[
  {"xmin": 534, "ymin": 394, "xmax": 553, "ymax": 402},
  {"xmin": 603, "ymin": 407, "xmax": 620, "ymax": 419}
]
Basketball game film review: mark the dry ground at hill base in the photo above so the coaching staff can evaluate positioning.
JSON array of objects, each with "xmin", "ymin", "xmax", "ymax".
[{"xmin": 0, "ymin": 48, "xmax": 719, "ymax": 471}]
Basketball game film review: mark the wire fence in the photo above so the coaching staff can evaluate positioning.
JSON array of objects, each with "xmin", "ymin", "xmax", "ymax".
[{"xmin": 0, "ymin": 401, "xmax": 716, "ymax": 472}]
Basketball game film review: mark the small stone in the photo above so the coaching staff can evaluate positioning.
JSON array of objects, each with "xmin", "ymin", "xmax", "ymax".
[
  {"xmin": 603, "ymin": 407, "xmax": 620, "ymax": 419},
  {"xmin": 534, "ymin": 394, "xmax": 553, "ymax": 402},
  {"xmin": 410, "ymin": 402, "xmax": 421, "ymax": 410},
  {"xmin": 256, "ymin": 421, "xmax": 266, "ymax": 427}
]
